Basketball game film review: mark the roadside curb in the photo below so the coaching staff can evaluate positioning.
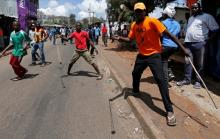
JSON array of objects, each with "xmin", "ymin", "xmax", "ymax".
[{"xmin": 99, "ymin": 48, "xmax": 166, "ymax": 139}]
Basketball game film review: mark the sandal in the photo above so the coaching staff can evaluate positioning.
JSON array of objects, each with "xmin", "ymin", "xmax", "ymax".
[
  {"xmin": 11, "ymin": 77, "xmax": 22, "ymax": 81},
  {"xmin": 167, "ymin": 112, "xmax": 177, "ymax": 126},
  {"xmin": 97, "ymin": 74, "xmax": 103, "ymax": 80}
]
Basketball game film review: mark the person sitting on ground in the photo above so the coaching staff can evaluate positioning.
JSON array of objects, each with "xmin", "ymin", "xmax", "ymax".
[
  {"xmin": 60, "ymin": 22, "xmax": 103, "ymax": 80},
  {"xmin": 113, "ymin": 2, "xmax": 189, "ymax": 126}
]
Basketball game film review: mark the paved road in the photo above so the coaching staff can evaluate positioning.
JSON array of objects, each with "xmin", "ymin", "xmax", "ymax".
[{"xmin": 0, "ymin": 41, "xmax": 147, "ymax": 139}]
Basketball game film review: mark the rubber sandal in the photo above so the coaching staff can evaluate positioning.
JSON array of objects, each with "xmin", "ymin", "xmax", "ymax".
[{"xmin": 167, "ymin": 114, "xmax": 177, "ymax": 126}]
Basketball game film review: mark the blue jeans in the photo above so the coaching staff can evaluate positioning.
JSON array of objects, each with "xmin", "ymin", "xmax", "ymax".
[
  {"xmin": 132, "ymin": 53, "xmax": 173, "ymax": 112},
  {"xmin": 184, "ymin": 42, "xmax": 206, "ymax": 82},
  {"xmin": 32, "ymin": 42, "xmax": 45, "ymax": 64}
]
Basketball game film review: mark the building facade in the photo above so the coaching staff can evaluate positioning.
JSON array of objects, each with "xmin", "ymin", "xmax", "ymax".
[{"xmin": 0, "ymin": 0, "xmax": 38, "ymax": 49}]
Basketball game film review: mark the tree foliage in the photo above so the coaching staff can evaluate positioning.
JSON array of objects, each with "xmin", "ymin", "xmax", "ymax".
[
  {"xmin": 69, "ymin": 14, "xmax": 76, "ymax": 26},
  {"xmin": 106, "ymin": 0, "xmax": 176, "ymax": 23}
]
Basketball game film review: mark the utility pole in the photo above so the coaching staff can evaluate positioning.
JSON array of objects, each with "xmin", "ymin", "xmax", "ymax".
[
  {"xmin": 88, "ymin": 3, "xmax": 91, "ymax": 24},
  {"xmin": 92, "ymin": 11, "xmax": 94, "ymax": 23},
  {"xmin": 88, "ymin": 3, "xmax": 95, "ymax": 24}
]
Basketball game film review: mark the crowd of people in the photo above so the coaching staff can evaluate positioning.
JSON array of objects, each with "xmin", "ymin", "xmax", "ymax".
[
  {"xmin": 0, "ymin": 21, "xmax": 106, "ymax": 81},
  {"xmin": 113, "ymin": 2, "xmax": 220, "ymax": 126},
  {"xmin": 0, "ymin": 1, "xmax": 219, "ymax": 127}
]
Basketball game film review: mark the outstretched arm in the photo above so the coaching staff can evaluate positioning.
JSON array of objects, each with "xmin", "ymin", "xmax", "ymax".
[
  {"xmin": 112, "ymin": 35, "xmax": 131, "ymax": 42},
  {"xmin": 60, "ymin": 35, "xmax": 71, "ymax": 41},
  {"xmin": 1, "ymin": 44, "xmax": 13, "ymax": 56}
]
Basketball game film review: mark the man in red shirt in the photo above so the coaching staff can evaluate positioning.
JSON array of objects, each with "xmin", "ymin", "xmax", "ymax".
[
  {"xmin": 61, "ymin": 22, "xmax": 103, "ymax": 80},
  {"xmin": 101, "ymin": 23, "xmax": 108, "ymax": 47}
]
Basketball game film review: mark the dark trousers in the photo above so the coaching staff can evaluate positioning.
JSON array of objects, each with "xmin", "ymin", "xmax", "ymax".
[
  {"xmin": 161, "ymin": 46, "xmax": 178, "ymax": 84},
  {"xmin": 132, "ymin": 53, "xmax": 173, "ymax": 112},
  {"xmin": 184, "ymin": 42, "xmax": 206, "ymax": 82},
  {"xmin": 95, "ymin": 36, "xmax": 99, "ymax": 44}
]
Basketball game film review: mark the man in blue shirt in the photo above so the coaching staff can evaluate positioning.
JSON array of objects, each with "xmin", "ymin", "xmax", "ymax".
[
  {"xmin": 161, "ymin": 6, "xmax": 180, "ymax": 85},
  {"xmin": 94, "ymin": 24, "xmax": 100, "ymax": 44}
]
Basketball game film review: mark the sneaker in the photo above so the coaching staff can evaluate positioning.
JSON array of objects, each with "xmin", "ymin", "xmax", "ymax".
[
  {"xmin": 167, "ymin": 112, "xmax": 177, "ymax": 126},
  {"xmin": 168, "ymin": 73, "xmax": 175, "ymax": 81},
  {"xmin": 97, "ymin": 74, "xmax": 103, "ymax": 80},
  {"xmin": 193, "ymin": 82, "xmax": 202, "ymax": 89},
  {"xmin": 176, "ymin": 80, "xmax": 190, "ymax": 86}
]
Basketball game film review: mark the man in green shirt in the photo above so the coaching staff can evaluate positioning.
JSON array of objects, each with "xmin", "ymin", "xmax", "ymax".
[{"xmin": 1, "ymin": 21, "xmax": 31, "ymax": 81}]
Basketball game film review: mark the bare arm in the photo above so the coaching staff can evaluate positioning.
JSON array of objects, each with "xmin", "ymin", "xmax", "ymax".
[
  {"xmin": 163, "ymin": 30, "xmax": 190, "ymax": 56},
  {"xmin": 60, "ymin": 35, "xmax": 71, "ymax": 41},
  {"xmin": 113, "ymin": 35, "xmax": 131, "ymax": 42},
  {"xmin": 43, "ymin": 31, "xmax": 49, "ymax": 41},
  {"xmin": 1, "ymin": 44, "xmax": 13, "ymax": 55}
]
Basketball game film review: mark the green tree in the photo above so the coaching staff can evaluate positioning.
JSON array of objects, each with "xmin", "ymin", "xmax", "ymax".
[
  {"xmin": 106, "ymin": 0, "xmax": 176, "ymax": 23},
  {"xmin": 81, "ymin": 18, "xmax": 89, "ymax": 28}
]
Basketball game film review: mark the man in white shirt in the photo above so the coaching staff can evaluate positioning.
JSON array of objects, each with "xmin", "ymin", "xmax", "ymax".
[
  {"xmin": 60, "ymin": 26, "xmax": 66, "ymax": 45},
  {"xmin": 177, "ymin": 2, "xmax": 219, "ymax": 89}
]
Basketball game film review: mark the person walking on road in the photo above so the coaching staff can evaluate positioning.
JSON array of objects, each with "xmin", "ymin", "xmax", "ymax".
[
  {"xmin": 1, "ymin": 21, "xmax": 31, "ymax": 81},
  {"xmin": 87, "ymin": 24, "xmax": 96, "ymax": 57},
  {"xmin": 60, "ymin": 22, "xmax": 103, "ymax": 80},
  {"xmin": 94, "ymin": 24, "xmax": 100, "ymax": 45},
  {"xmin": 30, "ymin": 22, "xmax": 48, "ymax": 67},
  {"xmin": 101, "ymin": 23, "xmax": 108, "ymax": 47},
  {"xmin": 114, "ymin": 2, "xmax": 189, "ymax": 126},
  {"xmin": 176, "ymin": 2, "xmax": 219, "ymax": 89},
  {"xmin": 60, "ymin": 26, "xmax": 66, "ymax": 45},
  {"xmin": 29, "ymin": 23, "xmax": 40, "ymax": 61}
]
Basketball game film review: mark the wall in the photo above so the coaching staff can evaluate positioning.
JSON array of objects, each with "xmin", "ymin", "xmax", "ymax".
[{"xmin": 0, "ymin": 0, "xmax": 18, "ymax": 18}]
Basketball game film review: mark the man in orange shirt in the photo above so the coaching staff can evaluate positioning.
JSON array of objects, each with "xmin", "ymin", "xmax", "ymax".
[
  {"xmin": 114, "ymin": 2, "xmax": 189, "ymax": 126},
  {"xmin": 30, "ymin": 22, "xmax": 48, "ymax": 67}
]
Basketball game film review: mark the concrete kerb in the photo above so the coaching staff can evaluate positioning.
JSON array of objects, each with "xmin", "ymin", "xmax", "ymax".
[{"xmin": 98, "ymin": 48, "xmax": 166, "ymax": 139}]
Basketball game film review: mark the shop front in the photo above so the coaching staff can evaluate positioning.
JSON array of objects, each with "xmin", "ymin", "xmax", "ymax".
[{"xmin": 0, "ymin": 0, "xmax": 18, "ymax": 49}]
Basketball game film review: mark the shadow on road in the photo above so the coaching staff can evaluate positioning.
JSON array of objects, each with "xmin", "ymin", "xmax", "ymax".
[
  {"xmin": 140, "ymin": 76, "xmax": 156, "ymax": 84},
  {"xmin": 10, "ymin": 73, "xmax": 39, "ymax": 81},
  {"xmin": 123, "ymin": 87, "xmax": 167, "ymax": 117},
  {"xmin": 61, "ymin": 71, "xmax": 98, "ymax": 78},
  {"xmin": 23, "ymin": 73, "xmax": 39, "ymax": 79}
]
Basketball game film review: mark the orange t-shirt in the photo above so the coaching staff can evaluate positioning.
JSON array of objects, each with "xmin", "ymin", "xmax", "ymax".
[
  {"xmin": 34, "ymin": 28, "xmax": 47, "ymax": 43},
  {"xmin": 128, "ymin": 17, "xmax": 166, "ymax": 56}
]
